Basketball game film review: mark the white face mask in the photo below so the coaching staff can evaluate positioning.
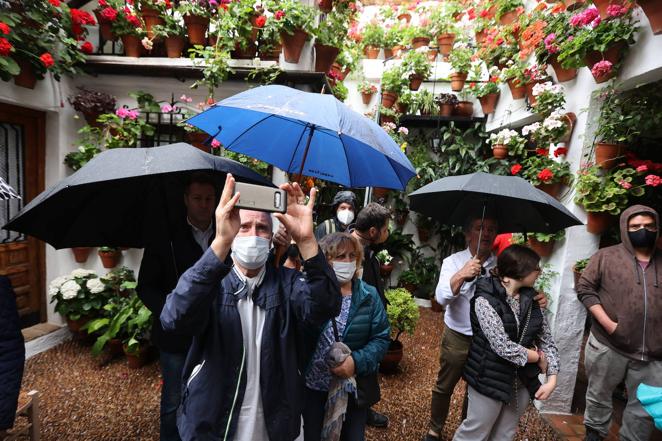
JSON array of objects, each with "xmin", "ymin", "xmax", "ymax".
[
  {"xmin": 232, "ymin": 236, "xmax": 271, "ymax": 270},
  {"xmin": 337, "ymin": 209, "xmax": 354, "ymax": 225},
  {"xmin": 332, "ymin": 261, "xmax": 356, "ymax": 284}
]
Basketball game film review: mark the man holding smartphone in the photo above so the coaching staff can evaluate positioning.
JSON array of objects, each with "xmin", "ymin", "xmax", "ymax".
[{"xmin": 161, "ymin": 174, "xmax": 342, "ymax": 441}]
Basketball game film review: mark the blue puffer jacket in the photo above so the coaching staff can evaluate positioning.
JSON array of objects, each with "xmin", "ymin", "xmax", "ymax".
[
  {"xmin": 0, "ymin": 275, "xmax": 25, "ymax": 431},
  {"xmin": 160, "ymin": 248, "xmax": 341, "ymax": 441},
  {"xmin": 305, "ymin": 279, "xmax": 390, "ymax": 407}
]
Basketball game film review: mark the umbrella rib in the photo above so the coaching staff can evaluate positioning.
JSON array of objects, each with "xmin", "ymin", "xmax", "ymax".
[
  {"xmin": 337, "ymin": 134, "xmax": 353, "ymax": 188},
  {"xmin": 225, "ymin": 113, "xmax": 280, "ymax": 150},
  {"xmin": 285, "ymin": 123, "xmax": 310, "ymax": 174}
]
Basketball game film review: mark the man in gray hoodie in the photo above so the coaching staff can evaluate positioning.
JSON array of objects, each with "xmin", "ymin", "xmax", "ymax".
[{"xmin": 577, "ymin": 204, "xmax": 662, "ymax": 441}]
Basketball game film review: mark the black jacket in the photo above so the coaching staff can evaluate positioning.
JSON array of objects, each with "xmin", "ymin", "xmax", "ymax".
[
  {"xmin": 137, "ymin": 226, "xmax": 208, "ymax": 353},
  {"xmin": 160, "ymin": 248, "xmax": 341, "ymax": 441},
  {"xmin": 464, "ymin": 276, "xmax": 543, "ymax": 403},
  {"xmin": 361, "ymin": 246, "xmax": 387, "ymax": 307},
  {"xmin": 0, "ymin": 275, "xmax": 25, "ymax": 430}
]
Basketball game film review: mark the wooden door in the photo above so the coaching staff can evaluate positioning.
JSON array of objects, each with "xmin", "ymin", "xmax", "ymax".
[{"xmin": 0, "ymin": 103, "xmax": 46, "ymax": 328}]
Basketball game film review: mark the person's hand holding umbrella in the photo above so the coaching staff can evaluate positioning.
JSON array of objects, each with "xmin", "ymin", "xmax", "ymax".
[
  {"xmin": 210, "ymin": 174, "xmax": 242, "ymax": 261},
  {"xmin": 274, "ymin": 182, "xmax": 319, "ymax": 260}
]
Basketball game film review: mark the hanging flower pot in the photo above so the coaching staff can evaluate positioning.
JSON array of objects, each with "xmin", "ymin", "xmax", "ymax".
[
  {"xmin": 314, "ymin": 43, "xmax": 339, "ymax": 73},
  {"xmin": 380, "ymin": 263, "xmax": 394, "ymax": 277},
  {"xmin": 71, "ymin": 247, "xmax": 92, "ymax": 263},
  {"xmin": 383, "ymin": 47, "xmax": 394, "ymax": 59},
  {"xmin": 454, "ymin": 101, "xmax": 474, "ymax": 117},
  {"xmin": 361, "ymin": 92, "xmax": 374, "ymax": 105},
  {"xmin": 409, "ymin": 74, "xmax": 424, "ymax": 91},
  {"xmin": 438, "ymin": 102, "xmax": 454, "ymax": 116},
  {"xmin": 330, "ymin": 62, "xmax": 343, "ymax": 78},
  {"xmin": 558, "ymin": 112, "xmax": 577, "ymax": 143},
  {"xmin": 563, "ymin": 0, "xmax": 586, "ymax": 10},
  {"xmin": 141, "ymin": 7, "xmax": 164, "ymax": 40},
  {"xmin": 14, "ymin": 59, "xmax": 37, "ymax": 89},
  {"xmin": 436, "ymin": 33, "xmax": 455, "ymax": 56},
  {"xmin": 392, "ymin": 45, "xmax": 404, "ymax": 59},
  {"xmin": 397, "ymin": 13, "xmax": 412, "ymax": 23},
  {"xmin": 318, "ymin": 0, "xmax": 333, "ymax": 12},
  {"xmin": 417, "ymin": 226, "xmax": 431, "ymax": 242},
  {"xmin": 379, "ymin": 340, "xmax": 403, "ymax": 374},
  {"xmin": 450, "ymin": 72, "xmax": 468, "ymax": 91},
  {"xmin": 281, "ymin": 29, "xmax": 309, "ymax": 63},
  {"xmin": 498, "ymin": 10, "xmax": 518, "ymax": 25},
  {"xmin": 411, "ymin": 37, "xmax": 431, "ymax": 49},
  {"xmin": 379, "ymin": 114, "xmax": 395, "ymax": 125},
  {"xmin": 536, "ymin": 182, "xmax": 562, "ymax": 198},
  {"xmin": 121, "ymin": 34, "xmax": 143, "ymax": 57},
  {"xmin": 528, "ymin": 237, "xmax": 555, "ymax": 257},
  {"xmin": 363, "ymin": 45, "xmax": 380, "ymax": 59},
  {"xmin": 381, "ymin": 91, "xmax": 398, "ymax": 108},
  {"xmin": 492, "ymin": 144, "xmax": 508, "ymax": 159},
  {"xmin": 638, "ymin": 0, "xmax": 662, "ymax": 34},
  {"xmin": 572, "ymin": 265, "xmax": 583, "ymax": 287},
  {"xmin": 586, "ymin": 211, "xmax": 616, "ymax": 234},
  {"xmin": 595, "ymin": 142, "xmax": 626, "ymax": 169},
  {"xmin": 427, "ymin": 48, "xmax": 438, "ymax": 62},
  {"xmin": 94, "ymin": 10, "xmax": 117, "ymax": 41},
  {"xmin": 584, "ymin": 42, "xmax": 626, "ymax": 83},
  {"xmin": 184, "ymin": 14, "xmax": 209, "ymax": 46},
  {"xmin": 549, "ymin": 55, "xmax": 578, "ymax": 82},
  {"xmin": 394, "ymin": 209, "xmax": 409, "ymax": 226},
  {"xmin": 479, "ymin": 92, "xmax": 500, "ymax": 115},
  {"xmin": 259, "ymin": 43, "xmax": 282, "ymax": 61},
  {"xmin": 475, "ymin": 30, "xmax": 487, "ymax": 44},
  {"xmin": 165, "ymin": 36, "xmax": 186, "ymax": 58},
  {"xmin": 98, "ymin": 248, "xmax": 121, "ymax": 269},
  {"xmin": 525, "ymin": 80, "xmax": 543, "ymax": 105},
  {"xmin": 395, "ymin": 101, "xmax": 408, "ymax": 114},
  {"xmin": 372, "ymin": 187, "xmax": 391, "ymax": 201},
  {"xmin": 507, "ymin": 79, "xmax": 526, "ymax": 99}
]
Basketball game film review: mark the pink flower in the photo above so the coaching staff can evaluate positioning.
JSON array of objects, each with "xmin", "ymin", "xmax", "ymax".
[
  {"xmin": 618, "ymin": 179, "xmax": 632, "ymax": 189},
  {"xmin": 591, "ymin": 16, "xmax": 602, "ymax": 28},
  {"xmin": 116, "ymin": 107, "xmax": 130, "ymax": 118},
  {"xmin": 161, "ymin": 104, "xmax": 174, "ymax": 113},
  {"xmin": 211, "ymin": 139, "xmax": 221, "ymax": 148},
  {"xmin": 126, "ymin": 109, "xmax": 139, "ymax": 120},
  {"xmin": 591, "ymin": 60, "xmax": 613, "ymax": 78},
  {"xmin": 607, "ymin": 4, "xmax": 628, "ymax": 17},
  {"xmin": 179, "ymin": 94, "xmax": 193, "ymax": 103},
  {"xmin": 636, "ymin": 165, "xmax": 649, "ymax": 172},
  {"xmin": 645, "ymin": 174, "xmax": 662, "ymax": 187}
]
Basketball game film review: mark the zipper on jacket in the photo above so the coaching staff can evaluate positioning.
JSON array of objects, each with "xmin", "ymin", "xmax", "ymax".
[
  {"xmin": 223, "ymin": 344, "xmax": 246, "ymax": 441},
  {"xmin": 186, "ymin": 360, "xmax": 206, "ymax": 388},
  {"xmin": 642, "ymin": 267, "xmax": 648, "ymax": 361}
]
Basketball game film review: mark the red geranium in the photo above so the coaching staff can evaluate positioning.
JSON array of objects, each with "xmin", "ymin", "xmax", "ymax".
[
  {"xmin": 48, "ymin": 0, "xmax": 61, "ymax": 7},
  {"xmin": 80, "ymin": 41, "xmax": 94, "ymax": 54},
  {"xmin": 40, "ymin": 53, "xmax": 55, "ymax": 68},
  {"xmin": 0, "ymin": 37, "xmax": 13, "ymax": 56},
  {"xmin": 254, "ymin": 15, "xmax": 267, "ymax": 28},
  {"xmin": 0, "ymin": 23, "xmax": 10, "ymax": 35},
  {"xmin": 98, "ymin": 0, "xmax": 108, "ymax": 6},
  {"xmin": 274, "ymin": 10, "xmax": 285, "ymax": 20},
  {"xmin": 536, "ymin": 148, "xmax": 549, "ymax": 156},
  {"xmin": 100, "ymin": 7, "xmax": 118, "ymax": 22},
  {"xmin": 127, "ymin": 14, "xmax": 142, "ymax": 27},
  {"xmin": 537, "ymin": 168, "xmax": 554, "ymax": 182},
  {"xmin": 511, "ymin": 164, "xmax": 522, "ymax": 175},
  {"xmin": 553, "ymin": 147, "xmax": 568, "ymax": 157},
  {"xmin": 71, "ymin": 9, "xmax": 96, "ymax": 25}
]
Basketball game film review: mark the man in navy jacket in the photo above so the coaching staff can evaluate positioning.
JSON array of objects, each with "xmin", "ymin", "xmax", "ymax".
[{"xmin": 161, "ymin": 174, "xmax": 341, "ymax": 441}]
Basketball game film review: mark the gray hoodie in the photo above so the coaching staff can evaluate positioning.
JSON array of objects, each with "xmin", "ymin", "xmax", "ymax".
[{"xmin": 577, "ymin": 205, "xmax": 661, "ymax": 361}]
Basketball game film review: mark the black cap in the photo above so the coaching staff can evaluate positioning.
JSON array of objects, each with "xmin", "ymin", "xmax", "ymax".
[{"xmin": 332, "ymin": 191, "xmax": 357, "ymax": 210}]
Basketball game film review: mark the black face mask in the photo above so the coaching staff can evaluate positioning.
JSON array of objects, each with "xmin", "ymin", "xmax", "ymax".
[{"xmin": 628, "ymin": 228, "xmax": 657, "ymax": 249}]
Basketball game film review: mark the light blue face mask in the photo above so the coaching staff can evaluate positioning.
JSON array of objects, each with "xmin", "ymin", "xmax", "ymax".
[
  {"xmin": 231, "ymin": 236, "xmax": 271, "ymax": 270},
  {"xmin": 332, "ymin": 261, "xmax": 356, "ymax": 284},
  {"xmin": 637, "ymin": 383, "xmax": 662, "ymax": 431}
]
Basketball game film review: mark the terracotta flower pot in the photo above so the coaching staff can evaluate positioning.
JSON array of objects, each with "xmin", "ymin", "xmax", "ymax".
[
  {"xmin": 499, "ymin": 10, "xmax": 518, "ymax": 25},
  {"xmin": 383, "ymin": 48, "xmax": 394, "ymax": 59},
  {"xmin": 98, "ymin": 250, "xmax": 121, "ymax": 269},
  {"xmin": 124, "ymin": 344, "xmax": 149, "ymax": 369},
  {"xmin": 427, "ymin": 48, "xmax": 438, "ymax": 62},
  {"xmin": 121, "ymin": 34, "xmax": 143, "ymax": 57},
  {"xmin": 587, "ymin": 211, "xmax": 615, "ymax": 234},
  {"xmin": 536, "ymin": 182, "xmax": 562, "ymax": 198},
  {"xmin": 66, "ymin": 316, "xmax": 91, "ymax": 333},
  {"xmin": 381, "ymin": 91, "xmax": 398, "ymax": 108},
  {"xmin": 165, "ymin": 36, "xmax": 186, "ymax": 58},
  {"xmin": 397, "ymin": 13, "xmax": 412, "ymax": 23},
  {"xmin": 108, "ymin": 338, "xmax": 124, "ymax": 357},
  {"xmin": 584, "ymin": 42, "xmax": 626, "ymax": 83},
  {"xmin": 479, "ymin": 92, "xmax": 500, "ymax": 114},
  {"xmin": 395, "ymin": 101, "xmax": 408, "ymax": 114},
  {"xmin": 379, "ymin": 340, "xmax": 403, "ymax": 374},
  {"xmin": 639, "ymin": 0, "xmax": 662, "ymax": 34},
  {"xmin": 259, "ymin": 43, "xmax": 282, "ymax": 61},
  {"xmin": 330, "ymin": 62, "xmax": 342, "ymax": 78},
  {"xmin": 438, "ymin": 102, "xmax": 454, "ymax": 116},
  {"xmin": 71, "ymin": 247, "xmax": 92, "ymax": 263},
  {"xmin": 281, "ymin": 29, "xmax": 308, "ymax": 63},
  {"xmin": 450, "ymin": 72, "xmax": 468, "ymax": 91},
  {"xmin": 475, "ymin": 30, "xmax": 487, "ymax": 44},
  {"xmin": 417, "ymin": 226, "xmax": 431, "ymax": 242},
  {"xmin": 361, "ymin": 92, "xmax": 374, "ymax": 105},
  {"xmin": 380, "ymin": 114, "xmax": 395, "ymax": 125},
  {"xmin": 595, "ymin": 142, "xmax": 626, "ymax": 169},
  {"xmin": 392, "ymin": 45, "xmax": 404, "ymax": 59},
  {"xmin": 14, "ymin": 59, "xmax": 37, "ymax": 89},
  {"xmin": 363, "ymin": 45, "xmax": 380, "ymax": 59},
  {"xmin": 372, "ymin": 187, "xmax": 390, "ymax": 201},
  {"xmin": 525, "ymin": 80, "xmax": 543, "ymax": 105},
  {"xmin": 563, "ymin": 0, "xmax": 586, "ymax": 10},
  {"xmin": 454, "ymin": 101, "xmax": 474, "ymax": 117},
  {"xmin": 94, "ymin": 10, "xmax": 116, "ymax": 41},
  {"xmin": 318, "ymin": 0, "xmax": 333, "ymax": 12},
  {"xmin": 528, "ymin": 238, "xmax": 555, "ymax": 257},
  {"xmin": 232, "ymin": 42, "xmax": 256, "ymax": 59},
  {"xmin": 549, "ymin": 55, "xmax": 578, "ymax": 82},
  {"xmin": 141, "ymin": 7, "xmax": 164, "ymax": 40},
  {"xmin": 380, "ymin": 263, "xmax": 394, "ymax": 277},
  {"xmin": 314, "ymin": 43, "xmax": 339, "ymax": 73},
  {"xmin": 492, "ymin": 144, "xmax": 508, "ymax": 159},
  {"xmin": 437, "ymin": 33, "xmax": 455, "ymax": 56},
  {"xmin": 184, "ymin": 14, "xmax": 209, "ymax": 46},
  {"xmin": 411, "ymin": 37, "xmax": 431, "ymax": 49},
  {"xmin": 409, "ymin": 74, "xmax": 424, "ymax": 91},
  {"xmin": 507, "ymin": 79, "xmax": 526, "ymax": 99}
]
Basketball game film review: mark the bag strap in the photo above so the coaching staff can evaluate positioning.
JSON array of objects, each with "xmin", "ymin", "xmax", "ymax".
[{"xmin": 331, "ymin": 318, "xmax": 340, "ymax": 342}]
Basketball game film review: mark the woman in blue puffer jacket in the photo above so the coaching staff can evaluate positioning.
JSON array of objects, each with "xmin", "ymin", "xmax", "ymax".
[{"xmin": 303, "ymin": 232, "xmax": 390, "ymax": 441}]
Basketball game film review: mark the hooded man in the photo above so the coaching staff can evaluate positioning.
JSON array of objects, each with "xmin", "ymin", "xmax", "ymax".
[
  {"xmin": 314, "ymin": 191, "xmax": 358, "ymax": 241},
  {"xmin": 577, "ymin": 204, "xmax": 662, "ymax": 441}
]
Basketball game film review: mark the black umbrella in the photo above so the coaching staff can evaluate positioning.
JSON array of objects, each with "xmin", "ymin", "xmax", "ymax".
[
  {"xmin": 408, "ymin": 172, "xmax": 582, "ymax": 234},
  {"xmin": 3, "ymin": 143, "xmax": 273, "ymax": 249}
]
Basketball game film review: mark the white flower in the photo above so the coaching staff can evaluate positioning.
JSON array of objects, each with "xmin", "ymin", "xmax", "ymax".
[
  {"xmin": 398, "ymin": 127, "xmax": 409, "ymax": 135},
  {"xmin": 48, "ymin": 275, "xmax": 71, "ymax": 297},
  {"xmin": 522, "ymin": 123, "xmax": 541, "ymax": 136},
  {"xmin": 60, "ymin": 280, "xmax": 81, "ymax": 300},
  {"xmin": 71, "ymin": 268, "xmax": 95, "ymax": 279},
  {"xmin": 86, "ymin": 278, "xmax": 106, "ymax": 294},
  {"xmin": 543, "ymin": 116, "xmax": 564, "ymax": 130},
  {"xmin": 531, "ymin": 81, "xmax": 551, "ymax": 97},
  {"xmin": 141, "ymin": 37, "xmax": 154, "ymax": 51},
  {"xmin": 415, "ymin": 45, "xmax": 429, "ymax": 53}
]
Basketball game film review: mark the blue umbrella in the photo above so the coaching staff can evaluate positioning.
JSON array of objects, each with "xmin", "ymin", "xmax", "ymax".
[{"xmin": 186, "ymin": 85, "xmax": 416, "ymax": 190}]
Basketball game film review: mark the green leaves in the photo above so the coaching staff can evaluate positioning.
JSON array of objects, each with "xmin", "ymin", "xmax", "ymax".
[{"xmin": 385, "ymin": 288, "xmax": 420, "ymax": 341}]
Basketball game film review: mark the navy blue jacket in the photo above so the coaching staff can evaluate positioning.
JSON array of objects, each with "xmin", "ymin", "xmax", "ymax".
[
  {"xmin": 160, "ymin": 247, "xmax": 341, "ymax": 441},
  {"xmin": 0, "ymin": 275, "xmax": 25, "ymax": 430}
]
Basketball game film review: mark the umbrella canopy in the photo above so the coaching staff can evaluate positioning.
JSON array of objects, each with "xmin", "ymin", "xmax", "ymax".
[
  {"xmin": 408, "ymin": 172, "xmax": 582, "ymax": 233},
  {"xmin": 3, "ymin": 143, "xmax": 272, "ymax": 249},
  {"xmin": 0, "ymin": 177, "xmax": 20, "ymax": 200},
  {"xmin": 186, "ymin": 85, "xmax": 416, "ymax": 190}
]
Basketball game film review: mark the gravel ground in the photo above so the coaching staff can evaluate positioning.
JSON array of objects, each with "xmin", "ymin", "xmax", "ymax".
[{"xmin": 17, "ymin": 308, "xmax": 560, "ymax": 441}]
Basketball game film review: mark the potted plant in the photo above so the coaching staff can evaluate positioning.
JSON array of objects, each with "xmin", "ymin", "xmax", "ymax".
[
  {"xmin": 68, "ymin": 87, "xmax": 117, "ymax": 127},
  {"xmin": 139, "ymin": 0, "xmax": 167, "ymax": 40},
  {"xmin": 500, "ymin": 60, "xmax": 528, "ymax": 100},
  {"xmin": 94, "ymin": 1, "xmax": 119, "ymax": 41},
  {"xmin": 638, "ymin": 0, "xmax": 662, "ymax": 34},
  {"xmin": 574, "ymin": 165, "xmax": 644, "ymax": 233},
  {"xmin": 395, "ymin": 90, "xmax": 415, "ymax": 114},
  {"xmin": 380, "ymin": 66, "xmax": 405, "ymax": 108},
  {"xmin": 527, "ymin": 230, "xmax": 566, "ymax": 257},
  {"xmin": 122, "ymin": 294, "xmax": 153, "ymax": 368},
  {"xmin": 278, "ymin": 0, "xmax": 315, "ymax": 63},
  {"xmin": 435, "ymin": 92, "xmax": 459, "ymax": 116},
  {"xmin": 489, "ymin": 129, "xmax": 527, "ymax": 159},
  {"xmin": 454, "ymin": 89, "xmax": 474, "ymax": 117},
  {"xmin": 383, "ymin": 23, "xmax": 405, "ymax": 58},
  {"xmin": 408, "ymin": 23, "xmax": 434, "ymax": 49},
  {"xmin": 416, "ymin": 89, "xmax": 438, "ymax": 116},
  {"xmin": 415, "ymin": 214, "xmax": 436, "ymax": 242},
  {"xmin": 523, "ymin": 65, "xmax": 551, "ymax": 105},
  {"xmin": 495, "ymin": 0, "xmax": 524, "ymax": 25},
  {"xmin": 391, "ymin": 196, "xmax": 410, "ymax": 226},
  {"xmin": 357, "ymin": 80, "xmax": 378, "ymax": 105},
  {"xmin": 533, "ymin": 263, "xmax": 558, "ymax": 304},
  {"xmin": 330, "ymin": 80, "xmax": 348, "ymax": 102},
  {"xmin": 530, "ymin": 81, "xmax": 566, "ymax": 116},
  {"xmin": 401, "ymin": 48, "xmax": 432, "ymax": 91},
  {"xmin": 151, "ymin": 13, "xmax": 187, "ymax": 58},
  {"xmin": 467, "ymin": 74, "xmax": 501, "ymax": 115},
  {"xmin": 378, "ymin": 105, "xmax": 400, "ymax": 125},
  {"xmin": 49, "ymin": 269, "xmax": 109, "ymax": 335},
  {"xmin": 522, "ymin": 110, "xmax": 575, "ymax": 150},
  {"xmin": 448, "ymin": 43, "xmax": 473, "ymax": 91},
  {"xmin": 98, "ymin": 246, "xmax": 121, "ymax": 268},
  {"xmin": 517, "ymin": 154, "xmax": 572, "ymax": 197},
  {"xmin": 535, "ymin": 11, "xmax": 579, "ymax": 82},
  {"xmin": 377, "ymin": 249, "xmax": 394, "ymax": 277},
  {"xmin": 312, "ymin": 11, "xmax": 346, "ymax": 72},
  {"xmin": 431, "ymin": 12, "xmax": 458, "ymax": 58},
  {"xmin": 380, "ymin": 287, "xmax": 420, "ymax": 374},
  {"xmin": 177, "ymin": 0, "xmax": 211, "ymax": 46},
  {"xmin": 573, "ymin": 257, "xmax": 590, "ymax": 286},
  {"xmin": 361, "ymin": 22, "xmax": 384, "ymax": 59},
  {"xmin": 110, "ymin": 3, "xmax": 146, "ymax": 57}
]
